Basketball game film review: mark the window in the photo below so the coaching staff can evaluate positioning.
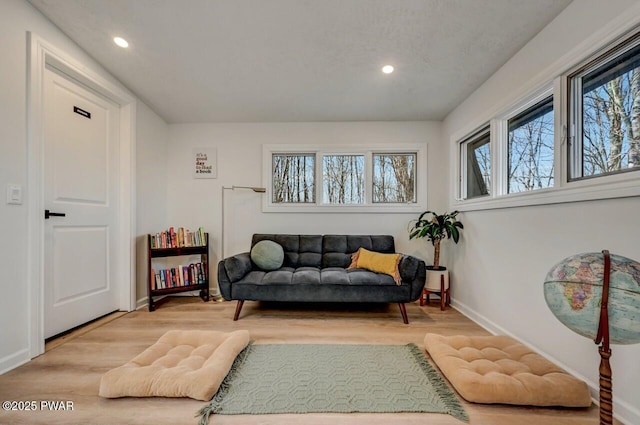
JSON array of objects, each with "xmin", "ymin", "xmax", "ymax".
[
  {"xmin": 569, "ymin": 36, "xmax": 640, "ymax": 180},
  {"xmin": 272, "ymin": 153, "xmax": 315, "ymax": 203},
  {"xmin": 372, "ymin": 153, "xmax": 416, "ymax": 203},
  {"xmin": 461, "ymin": 127, "xmax": 491, "ymax": 199},
  {"xmin": 508, "ymin": 96, "xmax": 554, "ymax": 193},
  {"xmin": 453, "ymin": 26, "xmax": 640, "ymax": 211},
  {"xmin": 265, "ymin": 145, "xmax": 425, "ymax": 212},
  {"xmin": 322, "ymin": 155, "xmax": 365, "ymax": 204}
]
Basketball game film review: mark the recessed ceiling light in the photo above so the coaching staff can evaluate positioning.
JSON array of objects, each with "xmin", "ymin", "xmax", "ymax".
[
  {"xmin": 382, "ymin": 65, "xmax": 394, "ymax": 74},
  {"xmin": 113, "ymin": 37, "xmax": 129, "ymax": 48}
]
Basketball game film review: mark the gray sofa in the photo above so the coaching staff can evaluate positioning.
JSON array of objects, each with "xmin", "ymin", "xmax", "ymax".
[{"xmin": 217, "ymin": 234, "xmax": 426, "ymax": 323}]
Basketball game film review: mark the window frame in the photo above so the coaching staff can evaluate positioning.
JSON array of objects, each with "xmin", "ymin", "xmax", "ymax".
[
  {"xmin": 263, "ymin": 144, "xmax": 427, "ymax": 213},
  {"xmin": 568, "ymin": 33, "xmax": 640, "ymax": 182},
  {"xmin": 321, "ymin": 153, "xmax": 366, "ymax": 205},
  {"xmin": 459, "ymin": 125, "xmax": 491, "ymax": 200},
  {"xmin": 271, "ymin": 152, "xmax": 316, "ymax": 204},
  {"xmin": 501, "ymin": 94, "xmax": 557, "ymax": 195},
  {"xmin": 371, "ymin": 152, "xmax": 418, "ymax": 204}
]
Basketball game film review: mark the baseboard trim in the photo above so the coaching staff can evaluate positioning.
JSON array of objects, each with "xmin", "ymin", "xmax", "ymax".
[
  {"xmin": 0, "ymin": 348, "xmax": 31, "ymax": 375},
  {"xmin": 137, "ymin": 286, "xmax": 221, "ymax": 310},
  {"xmin": 136, "ymin": 296, "xmax": 148, "ymax": 310},
  {"xmin": 451, "ymin": 298, "xmax": 639, "ymax": 425}
]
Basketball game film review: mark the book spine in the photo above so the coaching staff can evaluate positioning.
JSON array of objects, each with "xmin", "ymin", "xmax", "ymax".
[
  {"xmin": 197, "ymin": 263, "xmax": 204, "ymax": 284},
  {"xmin": 182, "ymin": 266, "xmax": 189, "ymax": 286},
  {"xmin": 189, "ymin": 264, "xmax": 196, "ymax": 286}
]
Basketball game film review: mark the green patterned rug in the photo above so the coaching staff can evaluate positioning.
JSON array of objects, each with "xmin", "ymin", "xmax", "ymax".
[{"xmin": 197, "ymin": 343, "xmax": 468, "ymax": 424}]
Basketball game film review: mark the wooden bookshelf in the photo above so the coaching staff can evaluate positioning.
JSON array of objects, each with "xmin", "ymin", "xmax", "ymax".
[{"xmin": 147, "ymin": 232, "xmax": 209, "ymax": 311}]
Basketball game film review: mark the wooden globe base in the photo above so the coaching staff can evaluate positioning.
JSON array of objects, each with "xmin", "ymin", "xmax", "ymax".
[
  {"xmin": 595, "ymin": 250, "xmax": 613, "ymax": 425},
  {"xmin": 598, "ymin": 347, "xmax": 613, "ymax": 425}
]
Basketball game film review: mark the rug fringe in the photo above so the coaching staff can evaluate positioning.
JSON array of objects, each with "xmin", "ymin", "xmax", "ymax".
[
  {"xmin": 196, "ymin": 342, "xmax": 254, "ymax": 425},
  {"xmin": 407, "ymin": 343, "xmax": 469, "ymax": 423}
]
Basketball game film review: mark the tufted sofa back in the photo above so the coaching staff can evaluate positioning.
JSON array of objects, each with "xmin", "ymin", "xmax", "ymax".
[{"xmin": 251, "ymin": 234, "xmax": 396, "ymax": 269}]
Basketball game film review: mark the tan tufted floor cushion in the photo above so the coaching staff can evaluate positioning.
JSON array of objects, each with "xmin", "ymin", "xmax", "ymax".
[
  {"xmin": 99, "ymin": 329, "xmax": 250, "ymax": 401},
  {"xmin": 424, "ymin": 334, "xmax": 591, "ymax": 407}
]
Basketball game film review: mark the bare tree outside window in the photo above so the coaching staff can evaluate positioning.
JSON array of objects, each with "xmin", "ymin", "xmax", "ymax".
[
  {"xmin": 372, "ymin": 153, "xmax": 416, "ymax": 203},
  {"xmin": 508, "ymin": 97, "xmax": 554, "ymax": 193},
  {"xmin": 322, "ymin": 155, "xmax": 364, "ymax": 204},
  {"xmin": 577, "ymin": 42, "xmax": 640, "ymax": 178},
  {"xmin": 272, "ymin": 154, "xmax": 315, "ymax": 203},
  {"xmin": 270, "ymin": 147, "xmax": 423, "ymax": 208},
  {"xmin": 463, "ymin": 129, "xmax": 491, "ymax": 199}
]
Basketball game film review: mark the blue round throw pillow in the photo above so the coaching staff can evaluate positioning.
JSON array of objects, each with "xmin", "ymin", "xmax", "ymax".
[{"xmin": 251, "ymin": 240, "xmax": 284, "ymax": 271}]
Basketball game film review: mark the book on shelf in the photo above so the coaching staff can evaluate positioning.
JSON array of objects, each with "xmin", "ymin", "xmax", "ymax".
[
  {"xmin": 182, "ymin": 266, "xmax": 189, "ymax": 286},
  {"xmin": 189, "ymin": 264, "xmax": 195, "ymax": 285},
  {"xmin": 160, "ymin": 270, "xmax": 166, "ymax": 289},
  {"xmin": 150, "ymin": 226, "xmax": 207, "ymax": 249},
  {"xmin": 169, "ymin": 268, "xmax": 176, "ymax": 287}
]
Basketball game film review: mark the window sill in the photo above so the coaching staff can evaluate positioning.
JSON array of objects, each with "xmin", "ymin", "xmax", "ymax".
[
  {"xmin": 262, "ymin": 202, "xmax": 427, "ymax": 214},
  {"xmin": 451, "ymin": 173, "xmax": 640, "ymax": 212}
]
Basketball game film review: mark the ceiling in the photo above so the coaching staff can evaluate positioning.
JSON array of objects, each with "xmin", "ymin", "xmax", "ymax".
[{"xmin": 28, "ymin": 0, "xmax": 572, "ymax": 124}]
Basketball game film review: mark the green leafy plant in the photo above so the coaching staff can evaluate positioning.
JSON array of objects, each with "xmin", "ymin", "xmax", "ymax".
[{"xmin": 409, "ymin": 211, "xmax": 464, "ymax": 269}]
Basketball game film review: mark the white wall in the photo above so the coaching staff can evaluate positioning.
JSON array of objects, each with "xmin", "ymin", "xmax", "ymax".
[
  {"xmin": 443, "ymin": 1, "xmax": 640, "ymax": 423},
  {"xmin": 166, "ymin": 121, "xmax": 444, "ymax": 292},
  {"xmin": 0, "ymin": 0, "xmax": 167, "ymax": 372},
  {"xmin": 135, "ymin": 102, "xmax": 169, "ymax": 304}
]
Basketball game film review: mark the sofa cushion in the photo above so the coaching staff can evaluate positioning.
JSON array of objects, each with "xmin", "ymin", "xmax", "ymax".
[
  {"xmin": 251, "ymin": 240, "xmax": 284, "ymax": 270},
  {"xmin": 262, "ymin": 268, "xmax": 294, "ymax": 284},
  {"xmin": 344, "ymin": 269, "xmax": 397, "ymax": 285},
  {"xmin": 234, "ymin": 267, "xmax": 397, "ymax": 286}
]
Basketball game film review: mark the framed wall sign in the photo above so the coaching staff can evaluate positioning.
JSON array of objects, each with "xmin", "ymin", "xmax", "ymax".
[{"xmin": 193, "ymin": 147, "xmax": 217, "ymax": 179}]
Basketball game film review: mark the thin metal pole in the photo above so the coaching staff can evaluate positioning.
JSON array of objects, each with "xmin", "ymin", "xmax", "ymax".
[
  {"xmin": 221, "ymin": 186, "xmax": 227, "ymax": 260},
  {"xmin": 221, "ymin": 185, "xmax": 265, "ymax": 261}
]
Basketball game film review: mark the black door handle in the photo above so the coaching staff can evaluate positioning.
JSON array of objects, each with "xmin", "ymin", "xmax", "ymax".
[{"xmin": 45, "ymin": 209, "xmax": 66, "ymax": 219}]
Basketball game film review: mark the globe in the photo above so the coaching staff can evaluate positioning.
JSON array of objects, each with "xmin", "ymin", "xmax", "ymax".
[{"xmin": 544, "ymin": 252, "xmax": 640, "ymax": 345}]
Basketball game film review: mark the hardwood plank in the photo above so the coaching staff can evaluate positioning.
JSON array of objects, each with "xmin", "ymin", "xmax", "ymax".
[{"xmin": 0, "ymin": 297, "xmax": 615, "ymax": 425}]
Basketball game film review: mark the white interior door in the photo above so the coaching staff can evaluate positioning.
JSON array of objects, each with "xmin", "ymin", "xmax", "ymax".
[{"xmin": 43, "ymin": 65, "xmax": 120, "ymax": 339}]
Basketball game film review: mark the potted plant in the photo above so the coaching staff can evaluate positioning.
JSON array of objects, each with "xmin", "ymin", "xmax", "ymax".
[{"xmin": 408, "ymin": 210, "xmax": 463, "ymax": 308}]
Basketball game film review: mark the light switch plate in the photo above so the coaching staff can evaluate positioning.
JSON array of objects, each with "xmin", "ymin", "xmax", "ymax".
[{"xmin": 6, "ymin": 184, "xmax": 22, "ymax": 205}]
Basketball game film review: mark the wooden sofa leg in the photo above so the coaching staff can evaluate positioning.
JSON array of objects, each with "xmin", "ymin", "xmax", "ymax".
[
  {"xmin": 398, "ymin": 303, "xmax": 409, "ymax": 324},
  {"xmin": 233, "ymin": 300, "xmax": 244, "ymax": 321}
]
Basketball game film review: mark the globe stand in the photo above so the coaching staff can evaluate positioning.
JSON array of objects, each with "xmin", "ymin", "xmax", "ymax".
[
  {"xmin": 594, "ymin": 250, "xmax": 613, "ymax": 425},
  {"xmin": 545, "ymin": 249, "xmax": 640, "ymax": 425}
]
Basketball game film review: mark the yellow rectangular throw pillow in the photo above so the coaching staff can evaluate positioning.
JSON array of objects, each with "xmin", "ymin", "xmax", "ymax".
[{"xmin": 347, "ymin": 247, "xmax": 401, "ymax": 284}]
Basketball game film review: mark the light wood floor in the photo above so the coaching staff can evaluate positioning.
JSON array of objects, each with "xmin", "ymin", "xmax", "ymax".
[{"xmin": 0, "ymin": 297, "xmax": 611, "ymax": 425}]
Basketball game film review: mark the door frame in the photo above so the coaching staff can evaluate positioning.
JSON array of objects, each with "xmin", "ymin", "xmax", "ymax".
[{"xmin": 26, "ymin": 32, "xmax": 136, "ymax": 358}]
